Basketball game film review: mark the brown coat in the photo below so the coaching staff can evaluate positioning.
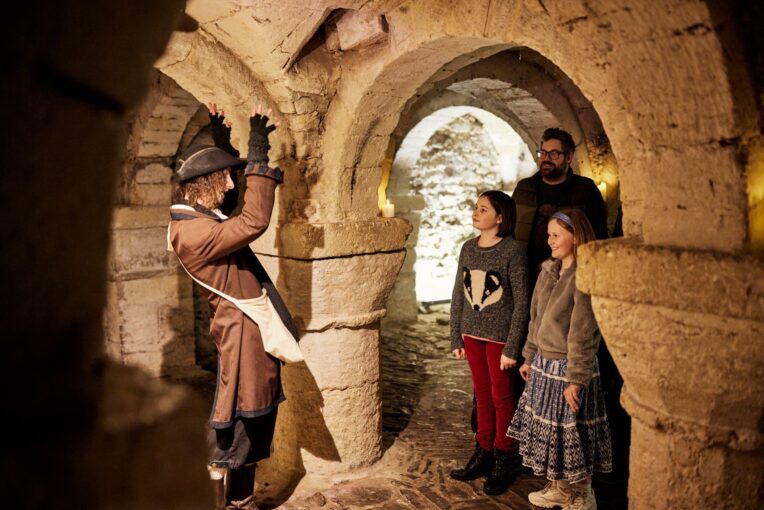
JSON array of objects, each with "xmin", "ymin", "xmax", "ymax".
[{"xmin": 169, "ymin": 167, "xmax": 298, "ymax": 429}]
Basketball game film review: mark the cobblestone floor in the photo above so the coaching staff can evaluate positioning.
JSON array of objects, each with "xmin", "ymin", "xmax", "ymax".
[{"xmin": 275, "ymin": 305, "xmax": 628, "ymax": 509}]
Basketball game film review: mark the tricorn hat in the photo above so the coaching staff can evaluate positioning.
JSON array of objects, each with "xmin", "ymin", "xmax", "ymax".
[{"xmin": 176, "ymin": 145, "xmax": 247, "ymax": 183}]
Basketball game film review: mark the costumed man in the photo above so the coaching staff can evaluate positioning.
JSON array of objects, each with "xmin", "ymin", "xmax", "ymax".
[{"xmin": 168, "ymin": 104, "xmax": 298, "ymax": 510}]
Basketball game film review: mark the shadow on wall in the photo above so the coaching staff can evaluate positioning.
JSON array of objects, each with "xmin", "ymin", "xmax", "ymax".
[{"xmin": 257, "ymin": 361, "xmax": 341, "ymax": 506}]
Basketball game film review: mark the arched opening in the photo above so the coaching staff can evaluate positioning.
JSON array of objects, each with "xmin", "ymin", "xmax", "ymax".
[
  {"xmin": 384, "ymin": 106, "xmax": 535, "ymax": 322},
  {"xmin": 364, "ymin": 46, "xmax": 627, "ymax": 508},
  {"xmin": 105, "ymin": 70, "xmax": 210, "ymax": 379}
]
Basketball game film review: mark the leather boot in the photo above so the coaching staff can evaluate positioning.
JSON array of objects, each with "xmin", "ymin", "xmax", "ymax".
[
  {"xmin": 483, "ymin": 449, "xmax": 518, "ymax": 495},
  {"xmin": 226, "ymin": 464, "xmax": 257, "ymax": 509},
  {"xmin": 450, "ymin": 445, "xmax": 493, "ymax": 481}
]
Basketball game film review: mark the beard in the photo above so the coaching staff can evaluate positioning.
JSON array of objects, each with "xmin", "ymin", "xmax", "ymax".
[{"xmin": 539, "ymin": 160, "xmax": 567, "ymax": 180}]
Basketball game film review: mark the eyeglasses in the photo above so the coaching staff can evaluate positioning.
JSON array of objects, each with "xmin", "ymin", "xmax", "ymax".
[{"xmin": 536, "ymin": 149, "xmax": 566, "ymax": 160}]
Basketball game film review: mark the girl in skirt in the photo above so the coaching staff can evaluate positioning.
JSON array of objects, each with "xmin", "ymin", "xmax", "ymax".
[
  {"xmin": 449, "ymin": 191, "xmax": 529, "ymax": 495},
  {"xmin": 508, "ymin": 209, "xmax": 612, "ymax": 510}
]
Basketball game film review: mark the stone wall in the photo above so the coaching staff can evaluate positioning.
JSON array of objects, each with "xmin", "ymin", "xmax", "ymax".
[
  {"xmin": 86, "ymin": 1, "xmax": 764, "ymax": 508},
  {"xmin": 0, "ymin": 1, "xmax": 213, "ymax": 508},
  {"xmin": 106, "ymin": 71, "xmax": 205, "ymax": 378}
]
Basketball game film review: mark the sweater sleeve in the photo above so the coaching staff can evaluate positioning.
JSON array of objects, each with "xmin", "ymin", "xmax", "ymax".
[
  {"xmin": 565, "ymin": 285, "xmax": 601, "ymax": 386},
  {"xmin": 521, "ymin": 272, "xmax": 543, "ymax": 365},
  {"xmin": 450, "ymin": 243, "xmax": 467, "ymax": 350},
  {"xmin": 502, "ymin": 242, "xmax": 530, "ymax": 359}
]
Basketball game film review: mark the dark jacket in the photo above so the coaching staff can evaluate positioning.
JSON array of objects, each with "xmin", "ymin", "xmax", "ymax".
[
  {"xmin": 169, "ymin": 164, "xmax": 298, "ymax": 429},
  {"xmin": 513, "ymin": 170, "xmax": 608, "ymax": 276}
]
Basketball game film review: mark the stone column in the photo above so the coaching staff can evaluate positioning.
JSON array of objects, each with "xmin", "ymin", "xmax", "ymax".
[
  {"xmin": 577, "ymin": 239, "xmax": 764, "ymax": 510},
  {"xmin": 251, "ymin": 218, "xmax": 411, "ymax": 496}
]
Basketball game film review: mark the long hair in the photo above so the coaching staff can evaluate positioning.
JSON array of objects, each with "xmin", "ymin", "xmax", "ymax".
[
  {"xmin": 173, "ymin": 169, "xmax": 229, "ymax": 209},
  {"xmin": 479, "ymin": 190, "xmax": 516, "ymax": 237},
  {"xmin": 551, "ymin": 208, "xmax": 596, "ymax": 259}
]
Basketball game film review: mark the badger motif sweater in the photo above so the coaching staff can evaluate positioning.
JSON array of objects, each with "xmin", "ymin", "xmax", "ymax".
[{"xmin": 450, "ymin": 236, "xmax": 530, "ymax": 358}]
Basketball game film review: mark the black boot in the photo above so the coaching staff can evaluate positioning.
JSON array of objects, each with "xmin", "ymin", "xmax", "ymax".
[
  {"xmin": 483, "ymin": 449, "xmax": 518, "ymax": 495},
  {"xmin": 450, "ymin": 445, "xmax": 493, "ymax": 481},
  {"xmin": 226, "ymin": 464, "xmax": 258, "ymax": 509}
]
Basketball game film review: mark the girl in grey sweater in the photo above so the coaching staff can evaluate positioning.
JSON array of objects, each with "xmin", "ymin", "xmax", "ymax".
[
  {"xmin": 448, "ymin": 190, "xmax": 529, "ymax": 496},
  {"xmin": 508, "ymin": 209, "xmax": 612, "ymax": 510}
]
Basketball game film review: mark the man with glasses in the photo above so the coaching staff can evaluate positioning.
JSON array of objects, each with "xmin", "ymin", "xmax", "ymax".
[
  {"xmin": 513, "ymin": 128, "xmax": 630, "ymax": 490},
  {"xmin": 513, "ymin": 127, "xmax": 608, "ymax": 284}
]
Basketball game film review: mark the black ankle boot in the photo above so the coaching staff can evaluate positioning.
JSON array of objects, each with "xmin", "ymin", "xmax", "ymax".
[
  {"xmin": 226, "ymin": 465, "xmax": 257, "ymax": 509},
  {"xmin": 483, "ymin": 449, "xmax": 518, "ymax": 495},
  {"xmin": 450, "ymin": 445, "xmax": 493, "ymax": 481}
]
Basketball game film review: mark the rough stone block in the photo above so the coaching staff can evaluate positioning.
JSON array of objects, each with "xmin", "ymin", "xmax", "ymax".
[
  {"xmin": 112, "ymin": 206, "xmax": 169, "ymax": 229},
  {"xmin": 259, "ymin": 251, "xmax": 406, "ymax": 331},
  {"xmin": 129, "ymin": 182, "xmax": 173, "ymax": 206},
  {"xmin": 336, "ymin": 11, "xmax": 388, "ymax": 51},
  {"xmin": 297, "ymin": 327, "xmax": 380, "ymax": 391},
  {"xmin": 108, "ymin": 226, "xmax": 178, "ymax": 278},
  {"xmin": 251, "ymin": 218, "xmax": 412, "ymax": 259},
  {"xmin": 135, "ymin": 163, "xmax": 173, "ymax": 184}
]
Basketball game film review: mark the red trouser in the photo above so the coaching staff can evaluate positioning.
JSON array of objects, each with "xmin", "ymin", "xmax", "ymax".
[{"xmin": 463, "ymin": 335, "xmax": 517, "ymax": 452}]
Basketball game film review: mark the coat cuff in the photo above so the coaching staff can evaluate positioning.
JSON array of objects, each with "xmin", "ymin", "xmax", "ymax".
[{"xmin": 245, "ymin": 162, "xmax": 283, "ymax": 183}]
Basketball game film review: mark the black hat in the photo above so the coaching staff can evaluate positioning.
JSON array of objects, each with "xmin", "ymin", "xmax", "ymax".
[{"xmin": 176, "ymin": 145, "xmax": 247, "ymax": 183}]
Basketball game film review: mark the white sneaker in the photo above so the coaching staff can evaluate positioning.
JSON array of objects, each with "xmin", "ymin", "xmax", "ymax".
[
  {"xmin": 528, "ymin": 481, "xmax": 568, "ymax": 508},
  {"xmin": 563, "ymin": 485, "xmax": 597, "ymax": 510}
]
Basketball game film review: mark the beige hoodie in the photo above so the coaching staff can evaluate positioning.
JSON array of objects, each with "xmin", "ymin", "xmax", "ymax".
[{"xmin": 522, "ymin": 258, "xmax": 600, "ymax": 385}]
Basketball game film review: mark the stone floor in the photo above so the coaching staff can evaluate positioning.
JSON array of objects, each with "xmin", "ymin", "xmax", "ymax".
[{"xmin": 272, "ymin": 305, "xmax": 628, "ymax": 509}]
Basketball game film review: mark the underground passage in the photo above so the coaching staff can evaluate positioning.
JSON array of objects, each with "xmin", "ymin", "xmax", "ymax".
[{"xmin": 2, "ymin": 1, "xmax": 763, "ymax": 509}]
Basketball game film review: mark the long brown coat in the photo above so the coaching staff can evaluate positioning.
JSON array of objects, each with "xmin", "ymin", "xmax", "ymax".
[{"xmin": 169, "ymin": 167, "xmax": 298, "ymax": 429}]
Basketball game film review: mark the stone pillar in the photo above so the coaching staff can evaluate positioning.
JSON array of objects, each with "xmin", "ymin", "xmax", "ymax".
[
  {"xmin": 384, "ymin": 194, "xmax": 425, "ymax": 325},
  {"xmin": 251, "ymin": 219, "xmax": 411, "ymax": 497},
  {"xmin": 577, "ymin": 239, "xmax": 764, "ymax": 510}
]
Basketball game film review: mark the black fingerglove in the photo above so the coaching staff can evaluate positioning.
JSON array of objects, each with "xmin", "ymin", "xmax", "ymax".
[
  {"xmin": 247, "ymin": 113, "xmax": 277, "ymax": 165},
  {"xmin": 208, "ymin": 111, "xmax": 239, "ymax": 157}
]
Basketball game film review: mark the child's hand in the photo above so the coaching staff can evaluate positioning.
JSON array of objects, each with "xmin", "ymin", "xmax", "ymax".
[
  {"xmin": 519, "ymin": 363, "xmax": 531, "ymax": 381},
  {"xmin": 452, "ymin": 348, "xmax": 466, "ymax": 360},
  {"xmin": 500, "ymin": 355, "xmax": 517, "ymax": 370},
  {"xmin": 564, "ymin": 383, "xmax": 582, "ymax": 413}
]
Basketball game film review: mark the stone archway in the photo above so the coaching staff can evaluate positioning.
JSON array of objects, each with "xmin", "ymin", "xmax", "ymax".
[
  {"xmin": 320, "ymin": 2, "xmax": 758, "ymax": 507},
  {"xmin": 102, "ymin": 2, "xmax": 763, "ymax": 507},
  {"xmin": 105, "ymin": 71, "xmax": 207, "ymax": 378},
  {"xmin": 384, "ymin": 106, "xmax": 536, "ymax": 324}
]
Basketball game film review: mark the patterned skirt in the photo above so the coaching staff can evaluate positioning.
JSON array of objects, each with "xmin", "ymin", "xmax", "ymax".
[{"xmin": 507, "ymin": 354, "xmax": 612, "ymax": 483}]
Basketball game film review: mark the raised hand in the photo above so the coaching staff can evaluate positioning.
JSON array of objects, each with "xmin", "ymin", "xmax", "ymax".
[
  {"xmin": 247, "ymin": 104, "xmax": 279, "ymax": 165},
  {"xmin": 208, "ymin": 102, "xmax": 238, "ymax": 156}
]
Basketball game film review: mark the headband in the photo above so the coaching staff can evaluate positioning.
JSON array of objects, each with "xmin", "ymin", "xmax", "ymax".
[{"xmin": 551, "ymin": 211, "xmax": 573, "ymax": 228}]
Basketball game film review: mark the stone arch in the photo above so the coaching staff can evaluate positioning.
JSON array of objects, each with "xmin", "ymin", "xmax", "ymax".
[
  {"xmin": 325, "ymin": 0, "xmax": 747, "ymax": 253},
  {"xmin": 318, "ymin": 2, "xmax": 756, "ymax": 507},
  {"xmin": 105, "ymin": 71, "xmax": 209, "ymax": 378},
  {"xmin": 383, "ymin": 106, "xmax": 536, "ymax": 322},
  {"xmin": 390, "ymin": 48, "xmax": 622, "ymax": 232}
]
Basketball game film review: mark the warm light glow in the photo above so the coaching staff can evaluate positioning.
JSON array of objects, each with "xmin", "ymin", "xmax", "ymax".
[
  {"xmin": 378, "ymin": 139, "xmax": 395, "ymax": 211},
  {"xmin": 382, "ymin": 199, "xmax": 395, "ymax": 218},
  {"xmin": 597, "ymin": 180, "xmax": 608, "ymax": 199}
]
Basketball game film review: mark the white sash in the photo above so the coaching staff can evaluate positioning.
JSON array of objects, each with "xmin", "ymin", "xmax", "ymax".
[{"xmin": 167, "ymin": 226, "xmax": 303, "ymax": 363}]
